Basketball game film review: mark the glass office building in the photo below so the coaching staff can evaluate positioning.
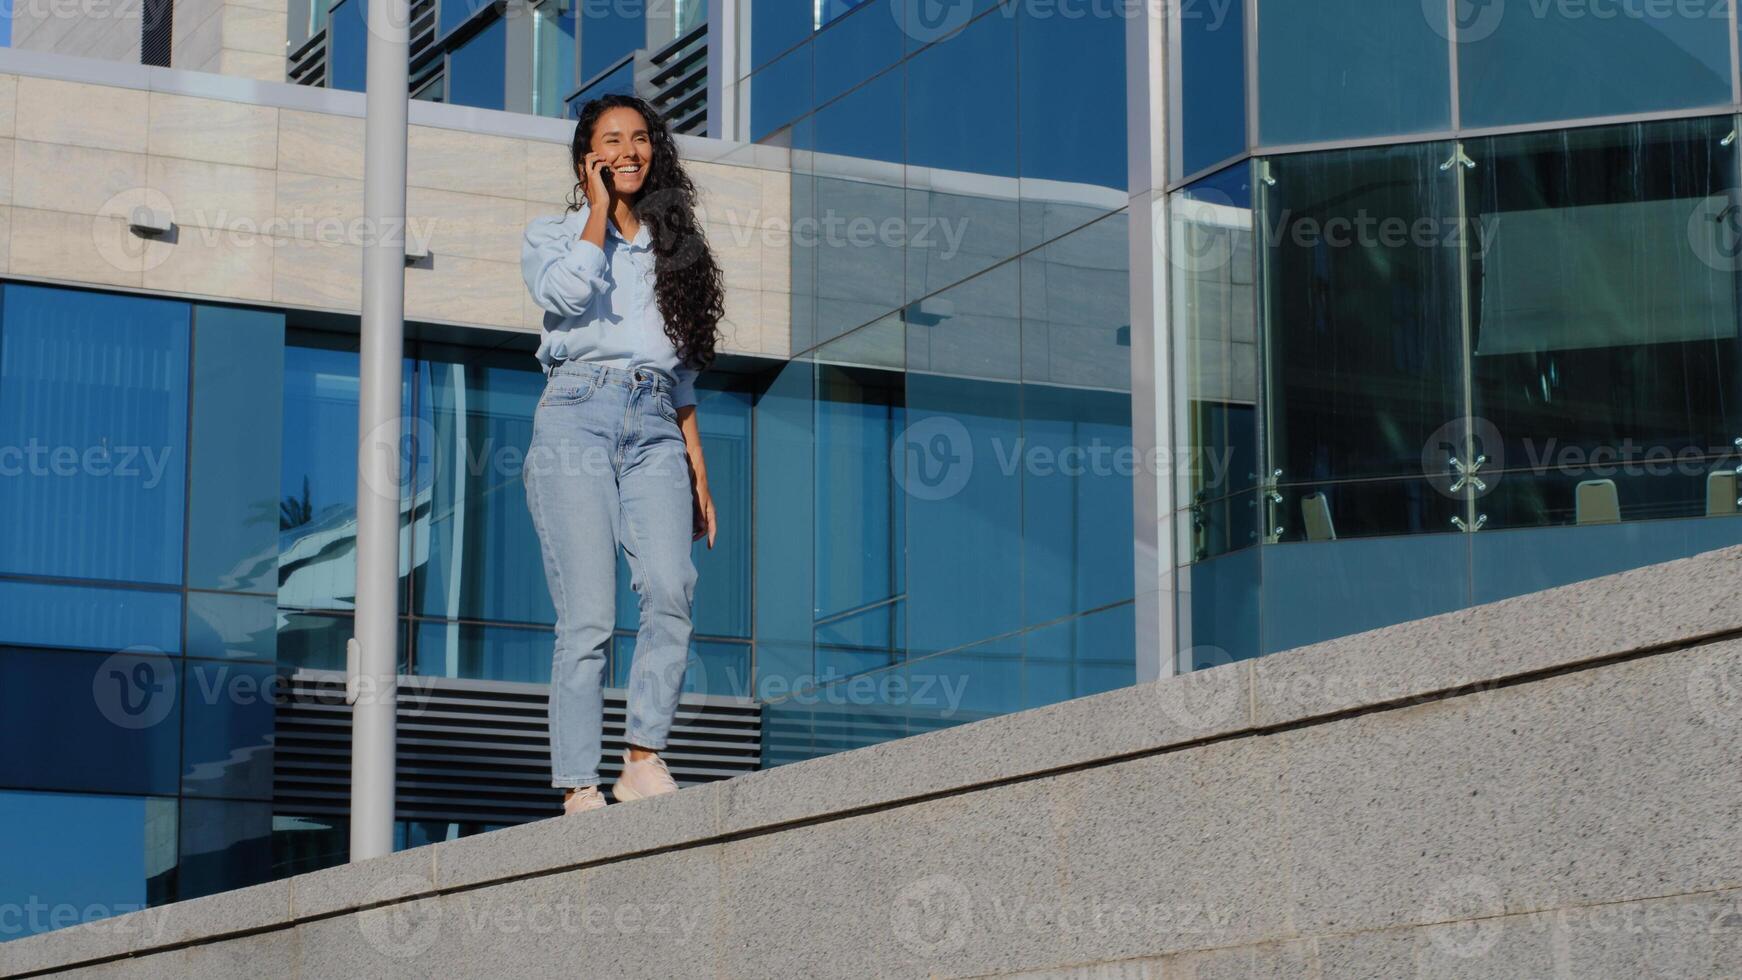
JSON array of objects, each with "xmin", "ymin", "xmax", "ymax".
[
  {"xmin": 0, "ymin": 1, "xmax": 1134, "ymax": 931},
  {"xmin": 12, "ymin": 0, "xmax": 1740, "ymax": 946},
  {"xmin": 1169, "ymin": 1, "xmax": 1742, "ymax": 665}
]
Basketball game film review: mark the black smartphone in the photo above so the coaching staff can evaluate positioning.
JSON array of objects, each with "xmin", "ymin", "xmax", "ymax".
[{"xmin": 600, "ymin": 162, "xmax": 615, "ymax": 192}]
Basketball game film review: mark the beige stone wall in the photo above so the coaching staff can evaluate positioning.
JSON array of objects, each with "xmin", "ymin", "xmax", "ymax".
[
  {"xmin": 0, "ymin": 71, "xmax": 794, "ymax": 360},
  {"xmin": 9, "ymin": 0, "xmax": 142, "ymax": 68},
  {"xmin": 172, "ymin": 0, "xmax": 289, "ymax": 82}
]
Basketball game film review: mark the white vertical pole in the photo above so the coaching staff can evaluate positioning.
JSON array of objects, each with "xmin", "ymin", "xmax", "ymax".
[
  {"xmin": 1128, "ymin": 2, "xmax": 1178, "ymax": 683},
  {"xmin": 706, "ymin": 0, "xmax": 740, "ymax": 140},
  {"xmin": 350, "ymin": 0, "xmax": 409, "ymax": 862}
]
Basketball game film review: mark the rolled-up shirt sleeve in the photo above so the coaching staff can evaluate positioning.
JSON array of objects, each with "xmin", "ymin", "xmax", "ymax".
[
  {"xmin": 672, "ymin": 363, "xmax": 700, "ymax": 410},
  {"xmin": 522, "ymin": 214, "xmax": 609, "ymax": 317}
]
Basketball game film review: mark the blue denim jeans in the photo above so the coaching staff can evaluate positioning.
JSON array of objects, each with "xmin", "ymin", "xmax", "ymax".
[{"xmin": 523, "ymin": 359, "xmax": 697, "ymax": 787}]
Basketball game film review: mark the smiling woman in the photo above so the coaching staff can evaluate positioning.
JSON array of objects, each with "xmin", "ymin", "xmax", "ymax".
[{"xmin": 519, "ymin": 94, "xmax": 727, "ymax": 817}]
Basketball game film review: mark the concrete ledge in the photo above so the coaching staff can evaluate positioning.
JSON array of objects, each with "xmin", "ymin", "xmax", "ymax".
[{"xmin": 4, "ymin": 545, "xmax": 1738, "ymax": 977}]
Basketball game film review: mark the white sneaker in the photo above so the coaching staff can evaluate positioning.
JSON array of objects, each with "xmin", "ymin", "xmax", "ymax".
[
  {"xmin": 563, "ymin": 785, "xmax": 607, "ymax": 815},
  {"xmin": 611, "ymin": 750, "xmax": 679, "ymax": 802}
]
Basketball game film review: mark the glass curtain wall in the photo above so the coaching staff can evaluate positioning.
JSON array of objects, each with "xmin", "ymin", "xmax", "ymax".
[
  {"xmin": 745, "ymin": 1, "xmax": 1136, "ymax": 764},
  {"xmin": 0, "ymin": 284, "xmax": 287, "ymax": 936},
  {"xmin": 0, "ymin": 280, "xmax": 759, "ymax": 937},
  {"xmin": 1171, "ymin": 115, "xmax": 1742, "ymax": 666}
]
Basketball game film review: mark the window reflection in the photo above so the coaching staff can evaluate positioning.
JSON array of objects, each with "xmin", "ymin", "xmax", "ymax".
[
  {"xmin": 448, "ymin": 15, "xmax": 507, "ymax": 110},
  {"xmin": 905, "ymin": 13, "xmax": 1019, "ymax": 303},
  {"xmin": 0, "ymin": 649, "xmax": 183, "ymax": 797},
  {"xmin": 1017, "ymin": 3, "xmax": 1127, "ymax": 249},
  {"xmin": 1256, "ymin": 0, "xmax": 1450, "ymax": 146},
  {"xmin": 0, "ymin": 284, "xmax": 189, "ymax": 585},
  {"xmin": 1174, "ymin": 0, "xmax": 1246, "ymax": 180},
  {"xmin": 1466, "ymin": 115, "xmax": 1742, "ymax": 529},
  {"xmin": 1459, "ymin": 5, "xmax": 1730, "ymax": 129},
  {"xmin": 531, "ymin": 0, "xmax": 576, "ymax": 117},
  {"xmin": 412, "ymin": 350, "xmax": 548, "ymax": 626},
  {"xmin": 1174, "ymin": 116, "xmax": 1742, "ymax": 665},
  {"xmin": 278, "ymin": 339, "xmax": 414, "ymax": 613},
  {"xmin": 1173, "ymin": 164, "xmax": 1259, "ymax": 559},
  {"xmin": 0, "ymin": 791, "xmax": 176, "ymax": 939},
  {"xmin": 1259, "ymin": 142, "xmax": 1466, "ymax": 494}
]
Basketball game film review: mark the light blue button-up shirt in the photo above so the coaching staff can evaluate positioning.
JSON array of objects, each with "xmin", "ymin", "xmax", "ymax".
[{"xmin": 521, "ymin": 203, "xmax": 700, "ymax": 408}]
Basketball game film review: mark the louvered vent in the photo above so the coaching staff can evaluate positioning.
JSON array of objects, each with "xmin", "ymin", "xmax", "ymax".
[
  {"xmin": 274, "ymin": 669, "xmax": 762, "ymax": 823},
  {"xmin": 288, "ymin": 30, "xmax": 326, "ymax": 87},
  {"xmin": 141, "ymin": 0, "xmax": 172, "ymax": 67},
  {"xmin": 646, "ymin": 22, "xmax": 707, "ymax": 135}
]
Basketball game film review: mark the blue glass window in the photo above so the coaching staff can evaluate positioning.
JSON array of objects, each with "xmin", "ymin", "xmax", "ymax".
[
  {"xmin": 904, "ymin": 12, "xmax": 1015, "ymax": 179},
  {"xmin": 279, "ymin": 341, "xmax": 414, "ymax": 613},
  {"xmin": 750, "ymin": 2, "xmax": 812, "ymax": 71},
  {"xmin": 815, "ymin": 365, "xmax": 903, "ymax": 627},
  {"xmin": 1458, "ymin": 4, "xmax": 1731, "ymax": 128},
  {"xmin": 1017, "ymin": 0, "xmax": 1126, "ymax": 245},
  {"xmin": 0, "ymin": 791, "xmax": 176, "ymax": 938},
  {"xmin": 752, "ymin": 361, "xmax": 817, "ymax": 694},
  {"xmin": 0, "ymin": 581, "xmax": 181, "ymax": 654},
  {"xmin": 813, "ymin": 0, "xmax": 903, "ymax": 105},
  {"xmin": 414, "ymin": 620, "xmax": 552, "ymax": 684},
  {"xmin": 412, "ymin": 352, "xmax": 550, "ymax": 626},
  {"xmin": 747, "ymin": 41, "xmax": 813, "ymax": 142},
  {"xmin": 177, "ymin": 798, "xmax": 272, "ymax": 901},
  {"xmin": 1023, "ymin": 602, "xmax": 1136, "ymax": 707},
  {"xmin": 0, "ymin": 284, "xmax": 189, "ymax": 585},
  {"xmin": 439, "ymin": 0, "xmax": 493, "ymax": 41},
  {"xmin": 533, "ymin": 0, "xmax": 577, "ymax": 117},
  {"xmin": 579, "ymin": 1, "xmax": 645, "ymax": 80},
  {"xmin": 1256, "ymin": 0, "xmax": 1451, "ymax": 146},
  {"xmin": 448, "ymin": 15, "xmax": 507, "ymax": 110},
  {"xmin": 186, "ymin": 591, "xmax": 277, "ymax": 661},
  {"xmin": 1176, "ymin": 0, "xmax": 1246, "ymax": 177},
  {"xmin": 0, "ymin": 649, "xmax": 183, "ymax": 796},
  {"xmin": 180, "ymin": 661, "xmax": 278, "ymax": 800},
  {"xmin": 328, "ymin": 0, "xmax": 367, "ymax": 93},
  {"xmin": 690, "ymin": 380, "xmax": 753, "ymax": 639},
  {"xmin": 905, "ymin": 13, "xmax": 1019, "ymax": 303},
  {"xmin": 903, "ymin": 371, "xmax": 1022, "ymax": 657},
  {"xmin": 810, "ymin": 70, "xmax": 905, "ymax": 342},
  {"xmin": 1020, "ymin": 384, "xmax": 1134, "ymax": 626},
  {"xmin": 188, "ymin": 305, "xmax": 285, "ymax": 594},
  {"xmin": 575, "ymin": 58, "xmax": 636, "ymax": 107}
]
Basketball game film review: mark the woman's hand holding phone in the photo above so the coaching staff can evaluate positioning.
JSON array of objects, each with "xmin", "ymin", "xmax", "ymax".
[{"xmin": 582, "ymin": 152, "xmax": 615, "ymax": 212}]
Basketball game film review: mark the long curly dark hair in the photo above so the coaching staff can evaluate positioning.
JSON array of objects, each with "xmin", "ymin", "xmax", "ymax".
[{"xmin": 566, "ymin": 94, "xmax": 723, "ymax": 374}]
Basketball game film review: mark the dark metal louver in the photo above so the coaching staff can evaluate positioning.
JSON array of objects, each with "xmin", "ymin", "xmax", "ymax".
[
  {"xmin": 273, "ymin": 669, "xmax": 762, "ymax": 824},
  {"xmin": 141, "ymin": 0, "xmax": 173, "ymax": 67}
]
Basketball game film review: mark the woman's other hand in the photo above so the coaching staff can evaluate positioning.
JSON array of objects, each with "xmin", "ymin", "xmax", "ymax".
[{"xmin": 692, "ymin": 479, "xmax": 717, "ymax": 549}]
